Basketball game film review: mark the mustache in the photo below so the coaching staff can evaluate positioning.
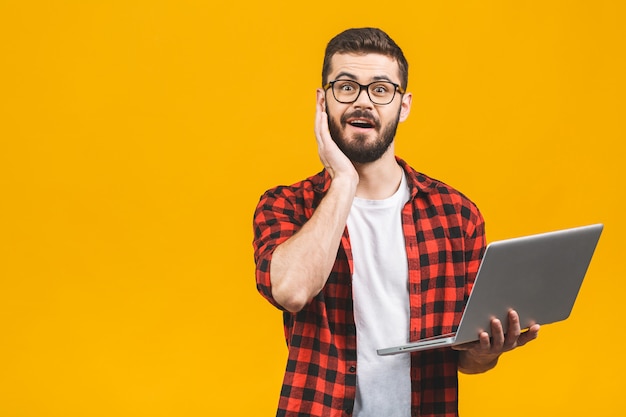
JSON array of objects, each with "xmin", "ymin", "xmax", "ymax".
[{"xmin": 340, "ymin": 110, "xmax": 381, "ymax": 128}]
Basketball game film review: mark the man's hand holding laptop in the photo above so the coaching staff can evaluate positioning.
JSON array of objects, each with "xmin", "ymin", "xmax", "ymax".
[{"xmin": 454, "ymin": 309, "xmax": 541, "ymax": 374}]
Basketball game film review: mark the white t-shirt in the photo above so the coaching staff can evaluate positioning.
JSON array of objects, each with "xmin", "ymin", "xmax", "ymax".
[{"xmin": 347, "ymin": 172, "xmax": 411, "ymax": 417}]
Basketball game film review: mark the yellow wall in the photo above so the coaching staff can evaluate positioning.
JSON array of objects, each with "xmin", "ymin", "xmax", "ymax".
[{"xmin": 1, "ymin": 1, "xmax": 624, "ymax": 416}]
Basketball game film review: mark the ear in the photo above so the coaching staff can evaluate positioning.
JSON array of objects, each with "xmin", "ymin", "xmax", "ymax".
[
  {"xmin": 398, "ymin": 92, "xmax": 412, "ymax": 122},
  {"xmin": 316, "ymin": 88, "xmax": 326, "ymax": 110}
]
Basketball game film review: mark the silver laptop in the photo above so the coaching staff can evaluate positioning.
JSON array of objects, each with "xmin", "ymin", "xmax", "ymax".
[{"xmin": 377, "ymin": 223, "xmax": 603, "ymax": 356}]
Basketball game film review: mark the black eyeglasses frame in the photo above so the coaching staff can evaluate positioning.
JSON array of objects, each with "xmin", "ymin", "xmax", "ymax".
[{"xmin": 322, "ymin": 79, "xmax": 406, "ymax": 105}]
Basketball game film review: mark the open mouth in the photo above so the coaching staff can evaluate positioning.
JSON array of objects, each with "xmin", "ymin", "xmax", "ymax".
[{"xmin": 347, "ymin": 118, "xmax": 376, "ymax": 129}]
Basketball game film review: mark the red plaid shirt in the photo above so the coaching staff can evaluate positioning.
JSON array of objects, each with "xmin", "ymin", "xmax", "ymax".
[{"xmin": 253, "ymin": 158, "xmax": 486, "ymax": 417}]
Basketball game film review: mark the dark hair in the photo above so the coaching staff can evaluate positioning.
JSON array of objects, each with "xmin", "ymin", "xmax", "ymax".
[{"xmin": 321, "ymin": 27, "xmax": 409, "ymax": 89}]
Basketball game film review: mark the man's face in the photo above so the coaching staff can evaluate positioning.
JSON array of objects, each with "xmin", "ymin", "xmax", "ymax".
[{"xmin": 320, "ymin": 53, "xmax": 412, "ymax": 164}]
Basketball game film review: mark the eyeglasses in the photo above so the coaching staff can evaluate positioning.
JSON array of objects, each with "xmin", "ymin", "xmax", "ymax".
[{"xmin": 323, "ymin": 79, "xmax": 405, "ymax": 105}]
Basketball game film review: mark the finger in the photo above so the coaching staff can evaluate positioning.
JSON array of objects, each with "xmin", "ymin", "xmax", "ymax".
[
  {"xmin": 452, "ymin": 331, "xmax": 491, "ymax": 352},
  {"xmin": 504, "ymin": 310, "xmax": 522, "ymax": 349},
  {"xmin": 315, "ymin": 111, "xmax": 332, "ymax": 151},
  {"xmin": 478, "ymin": 331, "xmax": 491, "ymax": 351},
  {"xmin": 319, "ymin": 111, "xmax": 330, "ymax": 143},
  {"xmin": 314, "ymin": 104, "xmax": 323, "ymax": 144},
  {"xmin": 314, "ymin": 105, "xmax": 332, "ymax": 169},
  {"xmin": 314, "ymin": 96, "xmax": 328, "ymax": 137},
  {"xmin": 517, "ymin": 324, "xmax": 540, "ymax": 347},
  {"xmin": 489, "ymin": 318, "xmax": 505, "ymax": 351}
]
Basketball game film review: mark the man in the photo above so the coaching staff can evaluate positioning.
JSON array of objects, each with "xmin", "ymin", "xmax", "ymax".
[{"xmin": 253, "ymin": 27, "xmax": 539, "ymax": 417}]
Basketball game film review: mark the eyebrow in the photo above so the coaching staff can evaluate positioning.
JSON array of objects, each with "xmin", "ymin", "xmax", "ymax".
[{"xmin": 334, "ymin": 71, "xmax": 395, "ymax": 83}]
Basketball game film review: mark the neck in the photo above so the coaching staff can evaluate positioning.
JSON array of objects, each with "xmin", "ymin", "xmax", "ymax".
[{"xmin": 353, "ymin": 148, "xmax": 403, "ymax": 200}]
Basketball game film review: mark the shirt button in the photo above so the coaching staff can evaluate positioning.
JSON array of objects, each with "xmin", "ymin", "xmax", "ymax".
[
  {"xmin": 349, "ymin": 366, "xmax": 356, "ymax": 373},
  {"xmin": 345, "ymin": 407, "xmax": 353, "ymax": 415}
]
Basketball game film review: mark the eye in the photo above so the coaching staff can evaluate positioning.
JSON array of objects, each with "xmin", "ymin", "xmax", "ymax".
[
  {"xmin": 370, "ymin": 83, "xmax": 391, "ymax": 96},
  {"xmin": 336, "ymin": 81, "xmax": 357, "ymax": 92}
]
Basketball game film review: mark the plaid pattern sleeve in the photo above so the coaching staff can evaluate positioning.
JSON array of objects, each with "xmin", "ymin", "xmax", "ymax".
[
  {"xmin": 253, "ymin": 183, "xmax": 309, "ymax": 310},
  {"xmin": 253, "ymin": 159, "xmax": 486, "ymax": 417},
  {"xmin": 253, "ymin": 171, "xmax": 358, "ymax": 416}
]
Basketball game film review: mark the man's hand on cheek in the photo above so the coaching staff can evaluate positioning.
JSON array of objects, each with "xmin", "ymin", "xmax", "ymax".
[{"xmin": 314, "ymin": 94, "xmax": 358, "ymax": 184}]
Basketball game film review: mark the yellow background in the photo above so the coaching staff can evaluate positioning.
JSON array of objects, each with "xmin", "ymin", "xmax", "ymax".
[{"xmin": 1, "ymin": 1, "xmax": 624, "ymax": 416}]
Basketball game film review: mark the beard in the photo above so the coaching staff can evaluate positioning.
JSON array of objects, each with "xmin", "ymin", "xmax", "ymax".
[{"xmin": 326, "ymin": 105, "xmax": 401, "ymax": 164}]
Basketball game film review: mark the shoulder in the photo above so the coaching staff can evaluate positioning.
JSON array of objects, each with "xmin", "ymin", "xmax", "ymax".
[
  {"xmin": 258, "ymin": 170, "xmax": 326, "ymax": 204},
  {"xmin": 254, "ymin": 170, "xmax": 329, "ymax": 223},
  {"xmin": 398, "ymin": 158, "xmax": 484, "ymax": 235},
  {"xmin": 424, "ymin": 173, "xmax": 480, "ymax": 216},
  {"xmin": 400, "ymin": 159, "xmax": 479, "ymax": 210}
]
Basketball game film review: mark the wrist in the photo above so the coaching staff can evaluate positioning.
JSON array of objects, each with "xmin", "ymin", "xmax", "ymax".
[
  {"xmin": 458, "ymin": 351, "xmax": 500, "ymax": 374},
  {"xmin": 329, "ymin": 172, "xmax": 359, "ymax": 194}
]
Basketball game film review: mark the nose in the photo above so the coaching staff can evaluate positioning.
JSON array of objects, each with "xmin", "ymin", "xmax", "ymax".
[{"xmin": 353, "ymin": 85, "xmax": 373, "ymax": 108}]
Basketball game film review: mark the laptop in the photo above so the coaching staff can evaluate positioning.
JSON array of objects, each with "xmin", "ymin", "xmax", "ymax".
[{"xmin": 377, "ymin": 223, "xmax": 603, "ymax": 356}]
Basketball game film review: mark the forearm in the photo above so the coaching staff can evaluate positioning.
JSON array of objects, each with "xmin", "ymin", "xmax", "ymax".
[{"xmin": 270, "ymin": 176, "xmax": 357, "ymax": 312}]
